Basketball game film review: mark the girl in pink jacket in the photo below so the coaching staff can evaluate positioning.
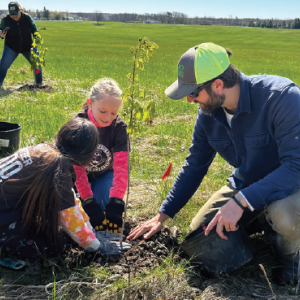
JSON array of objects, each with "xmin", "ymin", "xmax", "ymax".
[{"xmin": 73, "ymin": 78, "xmax": 129, "ymax": 233}]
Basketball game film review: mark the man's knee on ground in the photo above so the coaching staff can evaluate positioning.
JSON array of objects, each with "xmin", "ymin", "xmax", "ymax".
[{"xmin": 267, "ymin": 201, "xmax": 300, "ymax": 235}]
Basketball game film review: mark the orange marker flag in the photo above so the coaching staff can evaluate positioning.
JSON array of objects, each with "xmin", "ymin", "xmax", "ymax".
[{"xmin": 162, "ymin": 163, "xmax": 172, "ymax": 180}]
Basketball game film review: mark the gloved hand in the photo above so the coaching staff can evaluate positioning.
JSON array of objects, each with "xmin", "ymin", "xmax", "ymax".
[
  {"xmin": 82, "ymin": 197, "xmax": 106, "ymax": 231},
  {"xmin": 105, "ymin": 197, "xmax": 125, "ymax": 233},
  {"xmin": 98, "ymin": 241, "xmax": 131, "ymax": 255},
  {"xmin": 96, "ymin": 231, "xmax": 123, "ymax": 241}
]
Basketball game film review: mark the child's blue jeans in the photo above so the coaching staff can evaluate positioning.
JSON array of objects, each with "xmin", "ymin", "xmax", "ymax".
[{"xmin": 91, "ymin": 171, "xmax": 114, "ymax": 210}]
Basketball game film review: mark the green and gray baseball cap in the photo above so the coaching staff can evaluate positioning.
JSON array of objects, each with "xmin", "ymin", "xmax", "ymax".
[
  {"xmin": 165, "ymin": 43, "xmax": 230, "ymax": 100},
  {"xmin": 8, "ymin": 2, "xmax": 20, "ymax": 15}
]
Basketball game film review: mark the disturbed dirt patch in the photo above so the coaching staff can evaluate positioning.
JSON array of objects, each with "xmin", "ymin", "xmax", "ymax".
[
  {"xmin": 2, "ymin": 218, "xmax": 181, "ymax": 282},
  {"xmin": 0, "ymin": 218, "xmax": 185, "ymax": 299},
  {"xmin": 16, "ymin": 84, "xmax": 53, "ymax": 92},
  {"xmin": 51, "ymin": 218, "xmax": 182, "ymax": 279},
  {"xmin": 107, "ymin": 220, "xmax": 181, "ymax": 278},
  {"xmin": 1, "ymin": 219, "xmax": 300, "ymax": 300}
]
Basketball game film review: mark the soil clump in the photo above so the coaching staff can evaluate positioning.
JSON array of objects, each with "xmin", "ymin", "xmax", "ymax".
[{"xmin": 17, "ymin": 84, "xmax": 53, "ymax": 92}]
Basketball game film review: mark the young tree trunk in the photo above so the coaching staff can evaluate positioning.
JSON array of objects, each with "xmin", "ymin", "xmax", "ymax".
[{"xmin": 120, "ymin": 134, "xmax": 130, "ymax": 244}]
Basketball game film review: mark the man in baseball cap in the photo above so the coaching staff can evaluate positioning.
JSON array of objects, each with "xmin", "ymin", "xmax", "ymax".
[
  {"xmin": 129, "ymin": 42, "xmax": 300, "ymax": 285},
  {"xmin": 165, "ymin": 43, "xmax": 230, "ymax": 100},
  {"xmin": 165, "ymin": 42, "xmax": 241, "ymax": 116}
]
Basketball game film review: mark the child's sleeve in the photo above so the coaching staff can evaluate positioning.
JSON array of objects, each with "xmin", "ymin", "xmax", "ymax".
[
  {"xmin": 109, "ymin": 151, "xmax": 128, "ymax": 199},
  {"xmin": 74, "ymin": 195, "xmax": 90, "ymax": 222},
  {"xmin": 59, "ymin": 192, "xmax": 100, "ymax": 251},
  {"xmin": 74, "ymin": 165, "xmax": 93, "ymax": 199}
]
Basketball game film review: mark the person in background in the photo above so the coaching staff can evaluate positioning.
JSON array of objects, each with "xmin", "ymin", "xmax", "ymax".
[
  {"xmin": 73, "ymin": 78, "xmax": 129, "ymax": 234},
  {"xmin": 0, "ymin": 118, "xmax": 130, "ymax": 258},
  {"xmin": 0, "ymin": 2, "xmax": 42, "ymax": 88},
  {"xmin": 129, "ymin": 42, "xmax": 300, "ymax": 285}
]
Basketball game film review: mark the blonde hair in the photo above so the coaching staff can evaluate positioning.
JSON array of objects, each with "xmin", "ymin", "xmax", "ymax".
[
  {"xmin": 82, "ymin": 78, "xmax": 122, "ymax": 110},
  {"xmin": 89, "ymin": 78, "xmax": 122, "ymax": 102}
]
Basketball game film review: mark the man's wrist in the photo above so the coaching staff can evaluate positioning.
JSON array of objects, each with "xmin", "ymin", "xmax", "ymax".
[
  {"xmin": 234, "ymin": 193, "xmax": 249, "ymax": 208},
  {"xmin": 237, "ymin": 192, "xmax": 255, "ymax": 211},
  {"xmin": 156, "ymin": 211, "xmax": 170, "ymax": 223}
]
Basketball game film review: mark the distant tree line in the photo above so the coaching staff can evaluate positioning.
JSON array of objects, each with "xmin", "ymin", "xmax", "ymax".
[
  {"xmin": 247, "ymin": 18, "xmax": 300, "ymax": 29},
  {"xmin": 1, "ymin": 8, "xmax": 299, "ymax": 29},
  {"xmin": 107, "ymin": 13, "xmax": 299, "ymax": 29}
]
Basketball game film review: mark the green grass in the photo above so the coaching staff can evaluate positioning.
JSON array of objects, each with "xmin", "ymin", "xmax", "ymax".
[
  {"xmin": 1, "ymin": 20, "xmax": 300, "ymax": 230},
  {"xmin": 3, "ymin": 22, "xmax": 300, "ymax": 85},
  {"xmin": 1, "ymin": 22, "xmax": 300, "ymax": 299},
  {"xmin": 1, "ymin": 22, "xmax": 300, "ymax": 133}
]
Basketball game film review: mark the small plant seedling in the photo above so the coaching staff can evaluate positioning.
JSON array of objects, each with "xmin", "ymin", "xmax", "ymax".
[
  {"xmin": 122, "ymin": 36, "xmax": 159, "ymax": 134},
  {"xmin": 30, "ymin": 32, "xmax": 48, "ymax": 74},
  {"xmin": 120, "ymin": 37, "xmax": 158, "ymax": 242}
]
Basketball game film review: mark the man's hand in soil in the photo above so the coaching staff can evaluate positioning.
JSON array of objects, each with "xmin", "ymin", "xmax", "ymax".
[
  {"xmin": 105, "ymin": 197, "xmax": 125, "ymax": 233},
  {"xmin": 204, "ymin": 194, "xmax": 248, "ymax": 240},
  {"xmin": 127, "ymin": 212, "xmax": 170, "ymax": 240},
  {"xmin": 96, "ymin": 231, "xmax": 123, "ymax": 241},
  {"xmin": 82, "ymin": 197, "xmax": 106, "ymax": 231},
  {"xmin": 98, "ymin": 241, "xmax": 131, "ymax": 255}
]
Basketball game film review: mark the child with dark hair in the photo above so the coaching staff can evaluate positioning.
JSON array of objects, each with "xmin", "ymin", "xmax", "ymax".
[{"xmin": 0, "ymin": 118, "xmax": 130, "ymax": 258}]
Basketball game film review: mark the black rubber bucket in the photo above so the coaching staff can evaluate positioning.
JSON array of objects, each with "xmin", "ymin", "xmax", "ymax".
[
  {"xmin": 0, "ymin": 122, "xmax": 21, "ymax": 158},
  {"xmin": 180, "ymin": 224, "xmax": 255, "ymax": 278}
]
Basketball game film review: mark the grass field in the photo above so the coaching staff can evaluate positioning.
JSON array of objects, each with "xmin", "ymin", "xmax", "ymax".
[{"xmin": 1, "ymin": 22, "xmax": 300, "ymax": 299}]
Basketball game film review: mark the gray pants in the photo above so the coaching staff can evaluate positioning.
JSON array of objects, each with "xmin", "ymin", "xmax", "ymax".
[{"xmin": 190, "ymin": 184, "xmax": 300, "ymax": 259}]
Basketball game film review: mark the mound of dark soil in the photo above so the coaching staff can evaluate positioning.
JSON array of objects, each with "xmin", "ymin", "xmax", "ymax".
[
  {"xmin": 17, "ymin": 219, "xmax": 182, "ymax": 281},
  {"xmin": 17, "ymin": 84, "xmax": 53, "ymax": 92},
  {"xmin": 108, "ymin": 221, "xmax": 181, "ymax": 278},
  {"xmin": 59, "ymin": 219, "xmax": 181, "ymax": 277}
]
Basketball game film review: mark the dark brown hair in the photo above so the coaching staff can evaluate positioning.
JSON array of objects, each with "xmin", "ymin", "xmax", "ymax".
[{"xmin": 7, "ymin": 118, "xmax": 99, "ymax": 243}]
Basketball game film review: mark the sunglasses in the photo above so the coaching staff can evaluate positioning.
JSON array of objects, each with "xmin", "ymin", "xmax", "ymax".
[{"xmin": 189, "ymin": 79, "xmax": 216, "ymax": 98}]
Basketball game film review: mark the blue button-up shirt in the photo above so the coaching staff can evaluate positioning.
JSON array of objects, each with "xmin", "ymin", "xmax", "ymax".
[{"xmin": 160, "ymin": 73, "xmax": 300, "ymax": 217}]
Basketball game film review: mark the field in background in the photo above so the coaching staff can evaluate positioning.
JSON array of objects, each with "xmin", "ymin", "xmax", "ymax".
[{"xmin": 1, "ymin": 22, "xmax": 300, "ymax": 299}]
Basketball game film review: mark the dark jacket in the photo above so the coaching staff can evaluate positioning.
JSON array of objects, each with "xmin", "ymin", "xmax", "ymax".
[
  {"xmin": 160, "ymin": 73, "xmax": 300, "ymax": 217},
  {"xmin": 0, "ymin": 13, "xmax": 38, "ymax": 53},
  {"xmin": 0, "ymin": 144, "xmax": 76, "ymax": 227},
  {"xmin": 74, "ymin": 109, "xmax": 128, "ymax": 181}
]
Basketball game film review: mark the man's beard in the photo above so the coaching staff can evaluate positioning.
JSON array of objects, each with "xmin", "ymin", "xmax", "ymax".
[{"xmin": 200, "ymin": 91, "xmax": 226, "ymax": 115}]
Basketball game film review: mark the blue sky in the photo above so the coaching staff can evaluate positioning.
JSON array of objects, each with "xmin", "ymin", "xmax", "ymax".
[{"xmin": 1, "ymin": 0, "xmax": 299, "ymax": 19}]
